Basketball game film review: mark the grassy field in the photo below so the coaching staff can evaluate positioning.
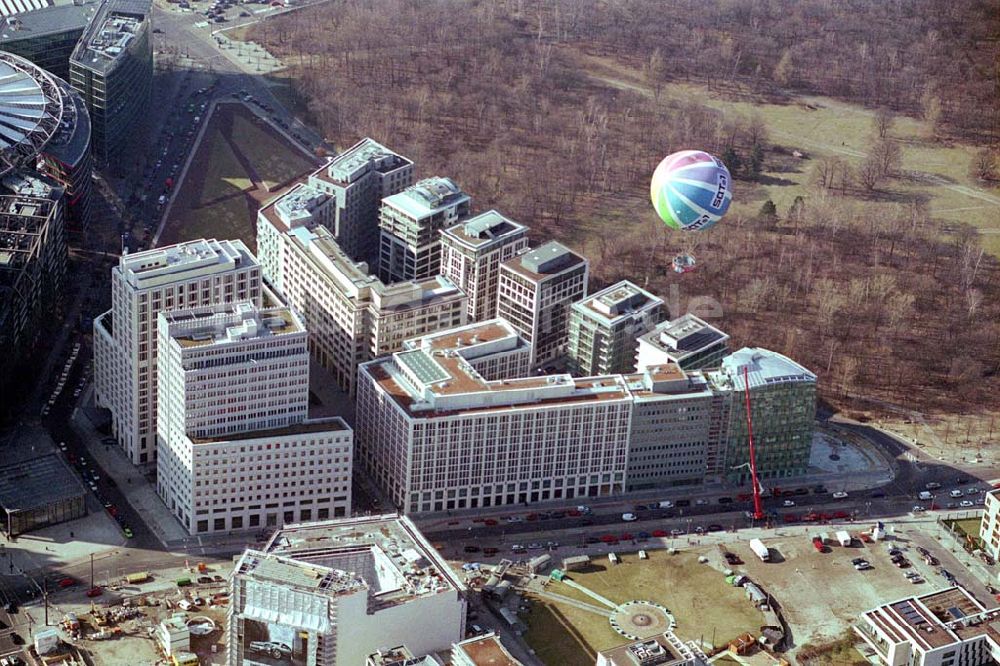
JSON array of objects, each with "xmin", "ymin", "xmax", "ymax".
[
  {"xmin": 521, "ymin": 551, "xmax": 761, "ymax": 664},
  {"xmin": 158, "ymin": 103, "xmax": 319, "ymax": 249},
  {"xmin": 945, "ymin": 517, "xmax": 984, "ymax": 550},
  {"xmin": 522, "ymin": 598, "xmax": 614, "ymax": 666},
  {"xmin": 229, "ymin": 112, "xmax": 314, "ymax": 190},
  {"xmin": 580, "ymin": 54, "xmax": 1000, "ymax": 255}
]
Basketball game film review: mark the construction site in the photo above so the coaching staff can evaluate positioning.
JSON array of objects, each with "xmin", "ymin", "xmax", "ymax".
[{"xmin": 23, "ymin": 562, "xmax": 231, "ymax": 666}]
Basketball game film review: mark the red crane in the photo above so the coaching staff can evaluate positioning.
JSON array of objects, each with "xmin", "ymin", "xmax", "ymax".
[{"xmin": 744, "ymin": 365, "xmax": 766, "ymax": 521}]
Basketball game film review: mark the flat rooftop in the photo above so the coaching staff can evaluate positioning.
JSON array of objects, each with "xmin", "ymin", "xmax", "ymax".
[
  {"xmin": 453, "ymin": 633, "xmax": 522, "ymax": 666},
  {"xmin": 382, "ymin": 176, "xmax": 468, "ymax": 220},
  {"xmin": 501, "ymin": 240, "xmax": 587, "ymax": 281},
  {"xmin": 639, "ymin": 314, "xmax": 728, "ymax": 359},
  {"xmin": 70, "ymin": 0, "xmax": 149, "ymax": 74},
  {"xmin": 325, "ymin": 136, "xmax": 410, "ymax": 185},
  {"xmin": 0, "ymin": 450, "xmax": 87, "ymax": 513},
  {"xmin": 576, "ymin": 280, "xmax": 662, "ymax": 326},
  {"xmin": 0, "ymin": 192, "xmax": 59, "ymax": 277},
  {"xmin": 365, "ymin": 348, "xmax": 632, "ymax": 418},
  {"xmin": 863, "ymin": 587, "xmax": 999, "ymax": 650},
  {"xmin": 404, "ymin": 319, "xmax": 522, "ymax": 354},
  {"xmin": 259, "ymin": 514, "xmax": 464, "ymax": 607},
  {"xmin": 165, "ymin": 302, "xmax": 301, "ymax": 349},
  {"xmin": 0, "ymin": 0, "xmax": 95, "ymax": 41},
  {"xmin": 441, "ymin": 210, "xmax": 527, "ymax": 250},
  {"xmin": 119, "ymin": 238, "xmax": 257, "ymax": 289},
  {"xmin": 234, "ymin": 550, "xmax": 365, "ymax": 598},
  {"xmin": 597, "ymin": 633, "xmax": 694, "ymax": 666},
  {"xmin": 189, "ymin": 417, "xmax": 349, "ymax": 444}
]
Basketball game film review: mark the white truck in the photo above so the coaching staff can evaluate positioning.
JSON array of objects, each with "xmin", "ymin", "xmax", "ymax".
[
  {"xmin": 749, "ymin": 538, "xmax": 770, "ymax": 562},
  {"xmin": 835, "ymin": 530, "xmax": 852, "ymax": 547}
]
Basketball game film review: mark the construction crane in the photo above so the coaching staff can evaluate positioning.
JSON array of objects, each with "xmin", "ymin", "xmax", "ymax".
[{"xmin": 743, "ymin": 365, "xmax": 766, "ymax": 521}]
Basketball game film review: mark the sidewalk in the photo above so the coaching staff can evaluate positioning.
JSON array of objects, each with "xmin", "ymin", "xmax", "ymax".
[{"xmin": 70, "ymin": 388, "xmax": 189, "ymax": 547}]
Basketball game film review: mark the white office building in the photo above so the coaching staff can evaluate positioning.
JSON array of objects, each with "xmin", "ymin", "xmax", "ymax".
[
  {"xmin": 356, "ymin": 345, "xmax": 633, "ymax": 514},
  {"xmin": 93, "ymin": 239, "xmax": 262, "ymax": 466},
  {"xmin": 306, "ymin": 137, "xmax": 413, "ymax": 264},
  {"xmin": 497, "ymin": 241, "xmax": 589, "ymax": 367},
  {"xmin": 227, "ymin": 515, "xmax": 466, "ymax": 666},
  {"xmin": 636, "ymin": 314, "xmax": 730, "ymax": 372},
  {"xmin": 357, "ymin": 322, "xmax": 815, "ymax": 510},
  {"xmin": 257, "ymin": 207, "xmax": 467, "ymax": 394},
  {"xmin": 155, "ymin": 301, "xmax": 351, "ymax": 535},
  {"xmin": 439, "ymin": 211, "xmax": 529, "ymax": 322},
  {"xmin": 981, "ymin": 490, "xmax": 1000, "ymax": 562},
  {"xmin": 567, "ymin": 280, "xmax": 663, "ymax": 377},
  {"xmin": 379, "ymin": 177, "xmax": 470, "ymax": 283},
  {"xmin": 624, "ymin": 364, "xmax": 730, "ymax": 490},
  {"xmin": 855, "ymin": 587, "xmax": 1000, "ymax": 666}
]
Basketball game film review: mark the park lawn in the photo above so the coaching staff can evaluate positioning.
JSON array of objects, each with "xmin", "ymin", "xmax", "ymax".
[
  {"xmin": 201, "ymin": 130, "xmax": 254, "ymax": 201},
  {"xmin": 948, "ymin": 517, "xmax": 983, "ymax": 541},
  {"xmin": 230, "ymin": 113, "xmax": 315, "ymax": 190},
  {"xmin": 522, "ymin": 598, "xmax": 618, "ymax": 666},
  {"xmin": 580, "ymin": 53, "xmax": 1000, "ymax": 250},
  {"xmin": 525, "ymin": 551, "xmax": 760, "ymax": 655},
  {"xmin": 159, "ymin": 119, "xmax": 257, "ymax": 247}
]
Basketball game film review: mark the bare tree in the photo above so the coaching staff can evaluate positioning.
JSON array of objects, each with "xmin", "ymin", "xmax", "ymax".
[
  {"xmin": 971, "ymin": 148, "xmax": 998, "ymax": 183},
  {"xmin": 857, "ymin": 155, "xmax": 882, "ymax": 191},
  {"xmin": 873, "ymin": 107, "xmax": 894, "ymax": 139}
]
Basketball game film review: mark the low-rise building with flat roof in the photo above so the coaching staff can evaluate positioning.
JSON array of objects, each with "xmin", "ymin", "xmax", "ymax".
[
  {"xmin": 227, "ymin": 515, "xmax": 466, "ymax": 666},
  {"xmin": 855, "ymin": 587, "xmax": 1000, "ymax": 666},
  {"xmin": 452, "ymin": 632, "xmax": 523, "ymax": 666},
  {"xmin": 636, "ymin": 314, "xmax": 729, "ymax": 371},
  {"xmin": 0, "ymin": 447, "xmax": 87, "ymax": 537},
  {"xmin": 596, "ymin": 632, "xmax": 707, "ymax": 666},
  {"xmin": 568, "ymin": 280, "xmax": 663, "ymax": 377}
]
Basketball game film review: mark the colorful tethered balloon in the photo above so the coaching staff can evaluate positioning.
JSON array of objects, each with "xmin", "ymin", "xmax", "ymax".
[
  {"xmin": 650, "ymin": 149, "xmax": 733, "ymax": 232},
  {"xmin": 650, "ymin": 149, "xmax": 733, "ymax": 273}
]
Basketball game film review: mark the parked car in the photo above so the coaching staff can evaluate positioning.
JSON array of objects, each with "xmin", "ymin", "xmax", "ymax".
[
  {"xmin": 621, "ymin": 513, "xmax": 638, "ymax": 522},
  {"xmin": 782, "ymin": 500, "xmax": 796, "ymax": 507},
  {"xmin": 723, "ymin": 552, "xmax": 743, "ymax": 565},
  {"xmin": 832, "ymin": 491, "xmax": 849, "ymax": 499},
  {"xmin": 464, "ymin": 545, "xmax": 480, "ymax": 553}
]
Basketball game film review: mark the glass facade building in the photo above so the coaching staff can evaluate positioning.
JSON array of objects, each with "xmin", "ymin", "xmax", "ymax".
[{"xmin": 69, "ymin": 0, "xmax": 152, "ymax": 166}]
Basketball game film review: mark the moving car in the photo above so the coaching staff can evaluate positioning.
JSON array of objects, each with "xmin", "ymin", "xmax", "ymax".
[
  {"xmin": 621, "ymin": 513, "xmax": 638, "ymax": 522},
  {"xmin": 832, "ymin": 491, "xmax": 849, "ymax": 499}
]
